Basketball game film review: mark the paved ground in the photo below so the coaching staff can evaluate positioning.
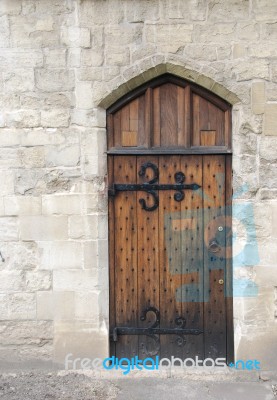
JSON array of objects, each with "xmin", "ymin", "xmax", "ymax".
[{"xmin": 0, "ymin": 371, "xmax": 276, "ymax": 400}]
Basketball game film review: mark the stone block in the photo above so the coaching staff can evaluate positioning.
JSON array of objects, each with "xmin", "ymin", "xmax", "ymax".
[
  {"xmin": 76, "ymin": 81, "xmax": 93, "ymax": 109},
  {"xmin": 237, "ymin": 22, "xmax": 260, "ymax": 40},
  {"xmin": 0, "ymin": 271, "xmax": 25, "ymax": 292},
  {"xmin": 35, "ymin": 69, "xmax": 75, "ymax": 92},
  {"xmin": 251, "ymin": 82, "xmax": 265, "ymax": 115},
  {"xmin": 53, "ymin": 270, "xmax": 97, "ymax": 291},
  {"xmin": 0, "ymin": 49, "xmax": 43, "ymax": 68},
  {"xmin": 3, "ymin": 69, "xmax": 34, "ymax": 93},
  {"xmin": 19, "ymin": 216, "xmax": 68, "ymax": 241},
  {"xmin": 0, "ymin": 217, "xmax": 19, "ymax": 241},
  {"xmin": 252, "ymin": 0, "xmax": 277, "ymax": 21},
  {"xmin": 8, "ymin": 293, "xmax": 36, "ymax": 320},
  {"xmin": 192, "ymin": 23, "xmax": 236, "ymax": 43},
  {"xmin": 42, "ymin": 195, "xmax": 81, "ymax": 215},
  {"xmin": 6, "ymin": 110, "xmax": 40, "ymax": 128},
  {"xmin": 260, "ymin": 136, "xmax": 277, "ymax": 161},
  {"xmin": 18, "ymin": 147, "xmax": 45, "ymax": 168},
  {"xmin": 67, "ymin": 48, "xmax": 81, "ymax": 68},
  {"xmin": 0, "ymin": 171, "xmax": 14, "ymax": 195},
  {"xmin": 0, "ymin": 94, "xmax": 20, "ymax": 110},
  {"xmin": 81, "ymin": 49, "xmax": 104, "ymax": 67},
  {"xmin": 0, "ymin": 15, "xmax": 10, "ymax": 47},
  {"xmin": 26, "ymin": 271, "xmax": 52, "ymax": 291},
  {"xmin": 208, "ymin": 0, "xmax": 249, "ymax": 21},
  {"xmin": 160, "ymin": 0, "xmax": 207, "ymax": 21},
  {"xmin": 45, "ymin": 144, "xmax": 80, "ymax": 167},
  {"xmin": 77, "ymin": 67, "xmax": 103, "ymax": 82},
  {"xmin": 61, "ymin": 26, "xmax": 91, "ymax": 48},
  {"xmin": 0, "ymin": 321, "xmax": 53, "ymax": 346},
  {"xmin": 236, "ymin": 60, "xmax": 269, "ymax": 81},
  {"xmin": 272, "ymin": 204, "xmax": 277, "ymax": 238},
  {"xmin": 264, "ymin": 104, "xmax": 277, "ymax": 136},
  {"xmin": 145, "ymin": 23, "xmax": 192, "ymax": 52},
  {"xmin": 43, "ymin": 92, "xmax": 74, "ymax": 109},
  {"xmin": 232, "ymin": 43, "xmax": 246, "ymax": 59},
  {"xmin": 38, "ymin": 241, "xmax": 82, "ymax": 269},
  {"xmin": 71, "ymin": 107, "xmax": 106, "ymax": 128},
  {"xmin": 84, "ymin": 241, "xmax": 98, "ymax": 269},
  {"xmin": 259, "ymin": 160, "xmax": 277, "ymax": 188},
  {"xmin": 37, "ymin": 291, "xmax": 75, "ymax": 320},
  {"xmin": 105, "ymin": 46, "xmax": 130, "ymax": 67},
  {"xmin": 41, "ymin": 109, "xmax": 70, "ymax": 128},
  {"xmin": 44, "ymin": 48, "xmax": 67, "ymax": 68},
  {"xmin": 0, "ymin": 1, "xmax": 22, "ymax": 16},
  {"xmin": 4, "ymin": 196, "xmax": 41, "ymax": 216},
  {"xmin": 75, "ymin": 291, "xmax": 99, "ymax": 320},
  {"xmin": 68, "ymin": 215, "xmax": 98, "ymax": 240}
]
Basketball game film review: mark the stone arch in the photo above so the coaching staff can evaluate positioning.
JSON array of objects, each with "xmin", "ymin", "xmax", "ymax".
[{"xmin": 98, "ymin": 57, "xmax": 240, "ymax": 109}]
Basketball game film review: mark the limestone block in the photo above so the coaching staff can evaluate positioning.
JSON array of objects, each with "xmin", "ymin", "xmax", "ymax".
[
  {"xmin": 0, "ymin": 171, "xmax": 14, "ymax": 195},
  {"xmin": 97, "ymin": 215, "xmax": 108, "ymax": 240},
  {"xmin": 264, "ymin": 104, "xmax": 277, "ymax": 135},
  {"xmin": 77, "ymin": 67, "xmax": 103, "ymax": 82},
  {"xmin": 37, "ymin": 291, "xmax": 75, "ymax": 320},
  {"xmin": 183, "ymin": 44, "xmax": 217, "ymax": 62},
  {"xmin": 0, "ymin": 241, "xmax": 40, "ymax": 271},
  {"xmin": 98, "ymin": 239, "xmax": 108, "ymax": 268},
  {"xmin": 260, "ymin": 136, "xmax": 277, "ymax": 162},
  {"xmin": 67, "ymin": 48, "xmax": 81, "ymax": 68},
  {"xmin": 53, "ymin": 270, "xmax": 97, "ymax": 291},
  {"xmin": 0, "ymin": 148, "xmax": 21, "ymax": 168},
  {"xmin": 272, "ymin": 204, "xmax": 277, "ymax": 238},
  {"xmin": 260, "ymin": 189, "xmax": 277, "ymax": 200},
  {"xmin": 251, "ymin": 82, "xmax": 265, "ymax": 115},
  {"xmin": 0, "ymin": 94, "xmax": 20, "ymax": 110},
  {"xmin": 208, "ymin": 0, "xmax": 249, "ymax": 21},
  {"xmin": 249, "ymin": 44, "xmax": 277, "ymax": 58},
  {"xmin": 4, "ymin": 196, "xmax": 41, "ymax": 216},
  {"xmin": 68, "ymin": 215, "xmax": 98, "ymax": 240},
  {"xmin": 192, "ymin": 23, "xmax": 236, "ymax": 43},
  {"xmin": 0, "ymin": 271, "xmax": 25, "ymax": 292},
  {"xmin": 232, "ymin": 43, "xmax": 246, "ymax": 59},
  {"xmin": 44, "ymin": 48, "xmax": 67, "ymax": 68},
  {"xmin": 79, "ymin": 0, "xmax": 124, "ymax": 26},
  {"xmin": 236, "ymin": 60, "xmax": 269, "ymax": 81},
  {"xmin": 262, "ymin": 22, "xmax": 277, "ymax": 40},
  {"xmin": 71, "ymin": 107, "xmax": 106, "ymax": 128},
  {"xmin": 76, "ymin": 82, "xmax": 93, "ymax": 109},
  {"xmin": 0, "ymin": 217, "xmax": 18, "ymax": 241},
  {"xmin": 81, "ymin": 49, "xmax": 104, "ymax": 67},
  {"xmin": 237, "ymin": 22, "xmax": 260, "ymax": 40},
  {"xmin": 0, "ymin": 49, "xmax": 43, "ymax": 68},
  {"xmin": 54, "ymin": 322, "xmax": 109, "ymax": 365},
  {"xmin": 42, "ymin": 194, "xmax": 81, "ymax": 215},
  {"xmin": 18, "ymin": 147, "xmax": 45, "ymax": 168},
  {"xmin": 61, "ymin": 26, "xmax": 91, "ymax": 48},
  {"xmin": 0, "ymin": 295, "xmax": 9, "ymax": 319},
  {"xmin": 45, "ymin": 144, "xmax": 79, "ymax": 167},
  {"xmin": 259, "ymin": 160, "xmax": 277, "ymax": 188},
  {"xmin": 38, "ymin": 241, "xmax": 83, "ymax": 269},
  {"xmin": 0, "ymin": 321, "xmax": 53, "ymax": 346},
  {"xmin": 252, "ymin": 0, "xmax": 277, "ymax": 21},
  {"xmin": 105, "ymin": 46, "xmax": 130, "ymax": 67},
  {"xmin": 75, "ymin": 291, "xmax": 99, "ymax": 320},
  {"xmin": 19, "ymin": 216, "xmax": 68, "ymax": 241},
  {"xmin": 0, "ymin": 197, "xmax": 5, "ymax": 216},
  {"xmin": 0, "ymin": 1, "xmax": 21, "ymax": 16},
  {"xmin": 160, "ymin": 0, "xmax": 207, "ymax": 21},
  {"xmin": 41, "ymin": 109, "xmax": 70, "ymax": 128},
  {"xmin": 35, "ymin": 0, "xmax": 75, "ymax": 14},
  {"xmin": 8, "ymin": 293, "xmax": 36, "ymax": 320},
  {"xmin": 125, "ymin": 0, "xmax": 159, "ymax": 22},
  {"xmin": 84, "ymin": 240, "xmax": 98, "ymax": 269},
  {"xmin": 19, "ymin": 93, "xmax": 44, "ymax": 110},
  {"xmin": 26, "ymin": 271, "xmax": 52, "ymax": 291},
  {"xmin": 10, "ymin": 15, "xmax": 58, "ymax": 48},
  {"xmin": 43, "ymin": 92, "xmax": 73, "ymax": 109},
  {"xmin": 6, "ymin": 110, "xmax": 40, "ymax": 128},
  {"xmin": 145, "ymin": 24, "xmax": 192, "ymax": 52},
  {"xmin": 0, "ymin": 16, "xmax": 10, "ymax": 47},
  {"xmin": 35, "ymin": 69, "xmax": 75, "ymax": 92}
]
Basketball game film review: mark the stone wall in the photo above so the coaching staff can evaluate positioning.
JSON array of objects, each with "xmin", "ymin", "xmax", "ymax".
[{"xmin": 0, "ymin": 0, "xmax": 276, "ymax": 370}]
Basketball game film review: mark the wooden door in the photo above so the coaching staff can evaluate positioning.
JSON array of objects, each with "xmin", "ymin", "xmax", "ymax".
[{"xmin": 107, "ymin": 75, "xmax": 233, "ymax": 363}]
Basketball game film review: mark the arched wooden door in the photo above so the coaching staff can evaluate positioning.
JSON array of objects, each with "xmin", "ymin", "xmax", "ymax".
[{"xmin": 107, "ymin": 74, "xmax": 233, "ymax": 363}]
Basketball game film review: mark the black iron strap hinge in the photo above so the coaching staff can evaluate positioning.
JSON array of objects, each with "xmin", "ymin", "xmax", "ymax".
[{"xmin": 109, "ymin": 162, "xmax": 201, "ymax": 211}]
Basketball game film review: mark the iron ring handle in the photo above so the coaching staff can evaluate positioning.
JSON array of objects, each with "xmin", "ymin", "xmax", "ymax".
[{"xmin": 208, "ymin": 239, "xmax": 221, "ymax": 253}]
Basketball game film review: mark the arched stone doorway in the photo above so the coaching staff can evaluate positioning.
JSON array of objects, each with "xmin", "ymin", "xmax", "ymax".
[{"xmin": 107, "ymin": 74, "xmax": 233, "ymax": 363}]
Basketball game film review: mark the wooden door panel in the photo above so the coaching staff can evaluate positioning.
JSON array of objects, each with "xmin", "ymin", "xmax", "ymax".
[{"xmin": 109, "ymin": 154, "xmax": 229, "ymax": 361}]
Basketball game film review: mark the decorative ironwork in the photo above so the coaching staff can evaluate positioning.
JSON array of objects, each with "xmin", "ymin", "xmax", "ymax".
[
  {"xmin": 109, "ymin": 162, "xmax": 201, "ymax": 211},
  {"xmin": 110, "ymin": 306, "xmax": 203, "ymax": 356}
]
